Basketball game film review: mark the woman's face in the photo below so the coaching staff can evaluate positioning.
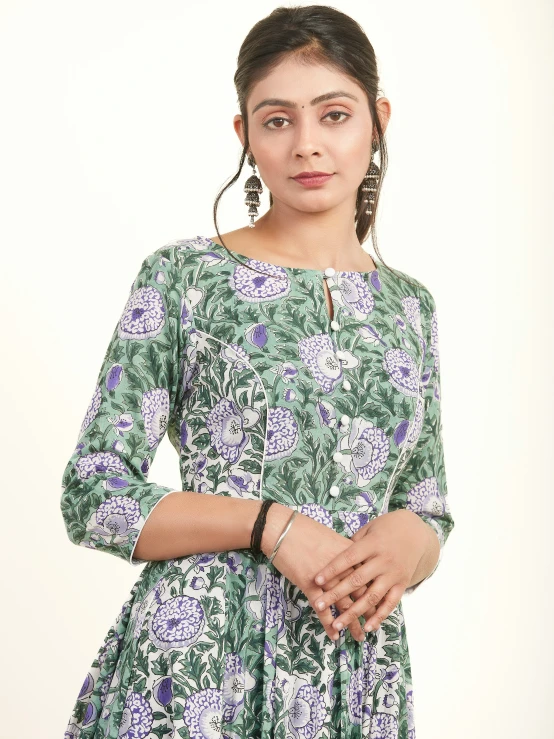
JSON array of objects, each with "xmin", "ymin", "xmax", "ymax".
[{"xmin": 234, "ymin": 56, "xmax": 389, "ymax": 215}]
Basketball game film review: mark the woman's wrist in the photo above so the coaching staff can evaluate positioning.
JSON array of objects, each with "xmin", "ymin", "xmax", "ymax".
[{"xmin": 260, "ymin": 503, "xmax": 295, "ymax": 558}]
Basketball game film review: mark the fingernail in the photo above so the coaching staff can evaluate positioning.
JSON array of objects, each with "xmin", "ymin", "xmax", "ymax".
[
  {"xmin": 315, "ymin": 575, "xmax": 324, "ymax": 584},
  {"xmin": 335, "ymin": 621, "xmax": 343, "ymax": 630},
  {"xmin": 364, "ymin": 623, "xmax": 372, "ymax": 632},
  {"xmin": 317, "ymin": 601, "xmax": 325, "ymax": 610}
]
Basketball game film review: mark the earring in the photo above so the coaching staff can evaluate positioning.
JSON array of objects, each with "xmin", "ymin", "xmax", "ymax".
[
  {"xmin": 362, "ymin": 139, "xmax": 380, "ymax": 216},
  {"xmin": 244, "ymin": 154, "xmax": 263, "ymax": 228}
]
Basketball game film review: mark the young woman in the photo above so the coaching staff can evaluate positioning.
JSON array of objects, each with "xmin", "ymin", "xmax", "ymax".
[{"xmin": 61, "ymin": 5, "xmax": 454, "ymax": 738}]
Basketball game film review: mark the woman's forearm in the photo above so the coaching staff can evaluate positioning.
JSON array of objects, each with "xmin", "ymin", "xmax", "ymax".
[{"xmin": 132, "ymin": 491, "xmax": 293, "ymax": 562}]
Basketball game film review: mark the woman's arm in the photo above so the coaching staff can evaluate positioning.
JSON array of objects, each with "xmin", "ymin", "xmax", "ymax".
[
  {"xmin": 386, "ymin": 287, "xmax": 455, "ymax": 594},
  {"xmin": 132, "ymin": 491, "xmax": 293, "ymax": 561}
]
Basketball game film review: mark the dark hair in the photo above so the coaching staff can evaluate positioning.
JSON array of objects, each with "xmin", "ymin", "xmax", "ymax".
[{"xmin": 212, "ymin": 4, "xmax": 416, "ymax": 287}]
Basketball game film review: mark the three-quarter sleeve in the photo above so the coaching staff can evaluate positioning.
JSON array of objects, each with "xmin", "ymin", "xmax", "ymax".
[
  {"xmin": 387, "ymin": 288, "xmax": 455, "ymax": 595},
  {"xmin": 60, "ymin": 247, "xmax": 185, "ymax": 566}
]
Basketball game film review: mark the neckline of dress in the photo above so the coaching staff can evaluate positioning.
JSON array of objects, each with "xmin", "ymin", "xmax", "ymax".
[{"xmin": 200, "ymin": 236, "xmax": 381, "ymax": 277}]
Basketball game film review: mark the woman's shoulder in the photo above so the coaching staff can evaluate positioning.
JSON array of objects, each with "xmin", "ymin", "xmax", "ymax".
[
  {"xmin": 142, "ymin": 236, "xmax": 219, "ymax": 270},
  {"xmin": 381, "ymin": 260, "xmax": 437, "ymax": 312}
]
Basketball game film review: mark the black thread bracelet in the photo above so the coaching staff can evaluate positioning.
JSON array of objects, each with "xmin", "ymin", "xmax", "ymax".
[{"xmin": 250, "ymin": 499, "xmax": 275, "ymax": 555}]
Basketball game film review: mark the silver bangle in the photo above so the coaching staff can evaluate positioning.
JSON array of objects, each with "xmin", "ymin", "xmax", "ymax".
[{"xmin": 267, "ymin": 510, "xmax": 298, "ymax": 565}]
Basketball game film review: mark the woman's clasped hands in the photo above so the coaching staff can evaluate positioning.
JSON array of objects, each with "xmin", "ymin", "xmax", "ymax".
[
  {"xmin": 266, "ymin": 505, "xmax": 432, "ymax": 643},
  {"xmin": 311, "ymin": 509, "xmax": 433, "ymax": 638}
]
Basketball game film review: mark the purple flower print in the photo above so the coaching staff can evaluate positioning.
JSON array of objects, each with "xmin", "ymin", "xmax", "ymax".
[
  {"xmin": 82, "ymin": 701, "xmax": 98, "ymax": 727},
  {"xmin": 370, "ymin": 269, "xmax": 381, "ymax": 291},
  {"xmin": 337, "ymin": 417, "xmax": 390, "ymax": 487},
  {"xmin": 347, "ymin": 668, "xmax": 364, "ymax": 725},
  {"xmin": 222, "ymin": 652, "xmax": 248, "ymax": 724},
  {"xmin": 190, "ymin": 576, "xmax": 206, "ymax": 590},
  {"xmin": 400, "ymin": 295, "xmax": 423, "ymax": 338},
  {"xmin": 226, "ymin": 551, "xmax": 243, "ymax": 574},
  {"xmin": 298, "ymin": 503, "xmax": 334, "ymax": 528},
  {"xmin": 381, "ymin": 662, "xmax": 400, "ymax": 690},
  {"xmin": 298, "ymin": 333, "xmax": 342, "ymax": 394},
  {"xmin": 266, "ymin": 678, "xmax": 277, "ymax": 719},
  {"xmin": 288, "ymin": 682, "xmax": 326, "ymax": 739},
  {"xmin": 221, "ymin": 342, "xmax": 251, "ymax": 371},
  {"xmin": 75, "ymin": 451, "xmax": 129, "ymax": 479},
  {"xmin": 227, "ymin": 469, "xmax": 257, "ymax": 496},
  {"xmin": 230, "ymin": 260, "xmax": 291, "ymax": 302},
  {"xmin": 79, "ymin": 384, "xmax": 101, "ymax": 438},
  {"xmin": 93, "ymin": 495, "xmax": 141, "ymax": 538},
  {"xmin": 393, "ymin": 394, "xmax": 424, "ymax": 450},
  {"xmin": 153, "ymin": 676, "xmax": 173, "ymax": 707},
  {"xmin": 273, "ymin": 361, "xmax": 299, "ymax": 383},
  {"xmin": 332, "ymin": 272, "xmax": 375, "ymax": 319},
  {"xmin": 338, "ymin": 510, "xmax": 371, "ymax": 537},
  {"xmin": 370, "ymin": 711, "xmax": 399, "ymax": 738},
  {"xmin": 148, "ymin": 594, "xmax": 205, "ymax": 650},
  {"xmin": 406, "ymin": 477, "xmax": 447, "ymax": 519},
  {"xmin": 266, "ymin": 406, "xmax": 299, "ymax": 461},
  {"xmin": 118, "ymin": 692, "xmax": 153, "ymax": 738},
  {"xmin": 77, "ymin": 672, "xmax": 94, "ymax": 700},
  {"xmin": 316, "ymin": 398, "xmax": 337, "ymax": 428},
  {"xmin": 245, "ymin": 568, "xmax": 289, "ymax": 635},
  {"xmin": 393, "ymin": 418, "xmax": 410, "ymax": 447},
  {"xmin": 140, "ymin": 455, "xmax": 151, "ymax": 476},
  {"xmin": 141, "ymin": 387, "xmax": 170, "ymax": 449},
  {"xmin": 118, "ymin": 285, "xmax": 166, "ymax": 341},
  {"xmin": 362, "ymin": 640, "xmax": 377, "ymax": 690},
  {"xmin": 245, "ymin": 322, "xmax": 268, "ymax": 349},
  {"xmin": 183, "ymin": 687, "xmax": 222, "ymax": 737},
  {"xmin": 206, "ymin": 398, "xmax": 260, "ymax": 464},
  {"xmin": 383, "ymin": 348, "xmax": 420, "ymax": 397},
  {"xmin": 430, "ymin": 308, "xmax": 440, "ymax": 372},
  {"xmin": 108, "ymin": 412, "xmax": 134, "ymax": 436}
]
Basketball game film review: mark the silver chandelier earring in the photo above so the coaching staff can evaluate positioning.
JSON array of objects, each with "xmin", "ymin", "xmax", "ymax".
[
  {"xmin": 244, "ymin": 154, "xmax": 263, "ymax": 228},
  {"xmin": 362, "ymin": 139, "xmax": 380, "ymax": 216}
]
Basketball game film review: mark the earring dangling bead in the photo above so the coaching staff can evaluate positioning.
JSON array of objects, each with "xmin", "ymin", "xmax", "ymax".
[
  {"xmin": 244, "ymin": 156, "xmax": 263, "ymax": 228},
  {"xmin": 362, "ymin": 142, "xmax": 380, "ymax": 216}
]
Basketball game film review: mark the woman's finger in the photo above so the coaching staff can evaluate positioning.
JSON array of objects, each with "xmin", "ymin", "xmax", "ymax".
[
  {"xmin": 314, "ymin": 542, "xmax": 366, "ymax": 586},
  {"xmin": 331, "ymin": 575, "xmax": 393, "ymax": 632},
  {"xmin": 336, "ymin": 596, "xmax": 366, "ymax": 642},
  {"xmin": 314, "ymin": 559, "xmax": 377, "ymax": 615},
  {"xmin": 361, "ymin": 584, "xmax": 404, "ymax": 633}
]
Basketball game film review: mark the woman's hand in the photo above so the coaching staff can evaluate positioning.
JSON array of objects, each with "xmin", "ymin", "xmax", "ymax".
[
  {"xmin": 311, "ymin": 510, "xmax": 432, "ymax": 634},
  {"xmin": 261, "ymin": 505, "xmax": 371, "ymax": 642}
]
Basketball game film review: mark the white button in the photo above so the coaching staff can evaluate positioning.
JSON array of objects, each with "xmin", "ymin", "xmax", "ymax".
[
  {"xmin": 330, "ymin": 320, "xmax": 340, "ymax": 331},
  {"xmin": 324, "ymin": 267, "xmax": 336, "ymax": 277},
  {"xmin": 343, "ymin": 379, "xmax": 351, "ymax": 391},
  {"xmin": 329, "ymin": 485, "xmax": 340, "ymax": 497},
  {"xmin": 340, "ymin": 414, "xmax": 350, "ymax": 426},
  {"xmin": 336, "ymin": 350, "xmax": 346, "ymax": 360},
  {"xmin": 333, "ymin": 451, "xmax": 343, "ymax": 463}
]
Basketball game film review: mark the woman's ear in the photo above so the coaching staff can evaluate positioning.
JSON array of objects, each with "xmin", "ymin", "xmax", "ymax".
[{"xmin": 233, "ymin": 114, "xmax": 245, "ymax": 149}]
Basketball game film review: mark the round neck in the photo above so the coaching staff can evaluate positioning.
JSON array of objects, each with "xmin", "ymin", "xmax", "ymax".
[{"xmin": 201, "ymin": 236, "xmax": 381, "ymax": 277}]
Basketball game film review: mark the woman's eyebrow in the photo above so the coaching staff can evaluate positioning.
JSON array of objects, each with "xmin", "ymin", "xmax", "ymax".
[{"xmin": 251, "ymin": 90, "xmax": 359, "ymax": 115}]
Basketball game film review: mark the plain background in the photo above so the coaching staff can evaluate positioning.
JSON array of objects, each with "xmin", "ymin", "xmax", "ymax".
[{"xmin": 1, "ymin": 1, "xmax": 552, "ymax": 737}]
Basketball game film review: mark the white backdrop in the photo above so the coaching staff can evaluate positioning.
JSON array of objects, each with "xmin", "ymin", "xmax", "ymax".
[{"xmin": 1, "ymin": 1, "xmax": 552, "ymax": 737}]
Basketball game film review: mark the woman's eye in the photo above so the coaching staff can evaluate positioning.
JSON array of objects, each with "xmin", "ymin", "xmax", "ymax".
[
  {"xmin": 262, "ymin": 111, "xmax": 350, "ymax": 129},
  {"xmin": 325, "ymin": 111, "xmax": 350, "ymax": 124}
]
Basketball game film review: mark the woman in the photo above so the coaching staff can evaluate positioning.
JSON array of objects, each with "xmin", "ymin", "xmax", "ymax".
[{"xmin": 61, "ymin": 5, "xmax": 454, "ymax": 738}]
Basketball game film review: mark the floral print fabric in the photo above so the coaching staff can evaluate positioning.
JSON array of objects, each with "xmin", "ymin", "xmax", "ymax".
[{"xmin": 61, "ymin": 236, "xmax": 454, "ymax": 739}]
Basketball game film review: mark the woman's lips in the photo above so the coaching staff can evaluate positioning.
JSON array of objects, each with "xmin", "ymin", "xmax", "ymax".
[{"xmin": 292, "ymin": 174, "xmax": 334, "ymax": 187}]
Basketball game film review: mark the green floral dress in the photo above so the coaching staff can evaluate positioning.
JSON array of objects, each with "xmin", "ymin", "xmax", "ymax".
[{"xmin": 61, "ymin": 235, "xmax": 454, "ymax": 739}]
